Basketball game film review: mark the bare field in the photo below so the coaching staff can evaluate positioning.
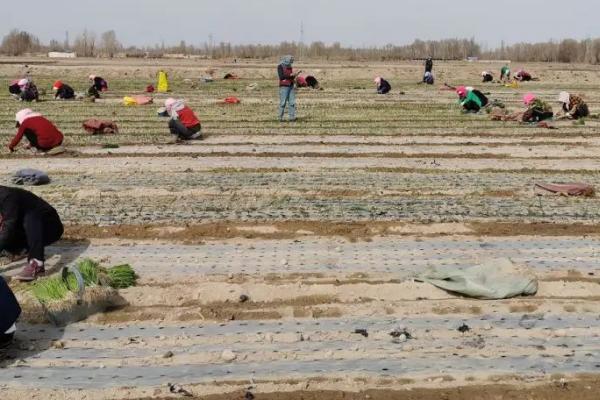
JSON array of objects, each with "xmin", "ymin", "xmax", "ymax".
[{"xmin": 2, "ymin": 58, "xmax": 600, "ymax": 399}]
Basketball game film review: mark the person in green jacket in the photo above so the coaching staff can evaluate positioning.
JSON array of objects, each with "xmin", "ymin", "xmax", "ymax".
[
  {"xmin": 500, "ymin": 65, "xmax": 511, "ymax": 82},
  {"xmin": 456, "ymin": 86, "xmax": 489, "ymax": 113}
]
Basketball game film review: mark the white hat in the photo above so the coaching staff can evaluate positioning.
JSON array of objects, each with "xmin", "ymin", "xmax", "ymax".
[{"xmin": 558, "ymin": 91, "xmax": 570, "ymax": 104}]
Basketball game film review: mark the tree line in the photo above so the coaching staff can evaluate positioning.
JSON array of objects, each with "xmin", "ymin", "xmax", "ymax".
[{"xmin": 2, "ymin": 29, "xmax": 600, "ymax": 64}]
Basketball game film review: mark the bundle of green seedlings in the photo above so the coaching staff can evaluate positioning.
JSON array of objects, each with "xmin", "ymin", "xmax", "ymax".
[{"xmin": 31, "ymin": 259, "xmax": 136, "ymax": 304}]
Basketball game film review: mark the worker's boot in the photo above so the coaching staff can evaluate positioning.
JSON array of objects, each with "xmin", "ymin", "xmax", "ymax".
[
  {"xmin": 0, "ymin": 324, "xmax": 16, "ymax": 349},
  {"xmin": 15, "ymin": 259, "xmax": 45, "ymax": 282}
]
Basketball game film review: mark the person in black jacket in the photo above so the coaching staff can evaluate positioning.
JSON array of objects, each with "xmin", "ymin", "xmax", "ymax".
[
  {"xmin": 88, "ymin": 75, "xmax": 108, "ymax": 98},
  {"xmin": 425, "ymin": 57, "xmax": 433, "ymax": 74},
  {"xmin": 0, "ymin": 186, "xmax": 64, "ymax": 282},
  {"xmin": 374, "ymin": 77, "xmax": 391, "ymax": 94},
  {"xmin": 53, "ymin": 81, "xmax": 75, "ymax": 100},
  {"xmin": 17, "ymin": 78, "xmax": 39, "ymax": 102},
  {"xmin": 0, "ymin": 277, "xmax": 21, "ymax": 348}
]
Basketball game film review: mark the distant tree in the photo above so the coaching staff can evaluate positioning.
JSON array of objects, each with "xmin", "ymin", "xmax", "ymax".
[
  {"xmin": 558, "ymin": 39, "xmax": 580, "ymax": 63},
  {"xmin": 48, "ymin": 39, "xmax": 64, "ymax": 52},
  {"xmin": 0, "ymin": 29, "xmax": 40, "ymax": 56},
  {"xmin": 100, "ymin": 30, "xmax": 121, "ymax": 57},
  {"xmin": 73, "ymin": 29, "xmax": 97, "ymax": 57}
]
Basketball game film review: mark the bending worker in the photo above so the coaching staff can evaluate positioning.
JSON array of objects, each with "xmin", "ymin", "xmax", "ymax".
[
  {"xmin": 0, "ymin": 186, "xmax": 64, "ymax": 281},
  {"xmin": 522, "ymin": 93, "xmax": 553, "ymax": 122},
  {"xmin": 558, "ymin": 91, "xmax": 589, "ymax": 120},
  {"xmin": 88, "ymin": 75, "xmax": 108, "ymax": 98},
  {"xmin": 456, "ymin": 86, "xmax": 489, "ymax": 113},
  {"xmin": 53, "ymin": 81, "xmax": 75, "ymax": 100},
  {"xmin": 8, "ymin": 109, "xmax": 64, "ymax": 154}
]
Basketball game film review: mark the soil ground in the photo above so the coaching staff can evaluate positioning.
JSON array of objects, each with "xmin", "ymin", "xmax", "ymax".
[{"xmin": 1, "ymin": 57, "xmax": 600, "ymax": 399}]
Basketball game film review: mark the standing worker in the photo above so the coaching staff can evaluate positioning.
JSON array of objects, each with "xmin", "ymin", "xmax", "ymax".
[
  {"xmin": 278, "ymin": 55, "xmax": 299, "ymax": 122},
  {"xmin": 8, "ymin": 109, "xmax": 64, "ymax": 154},
  {"xmin": 425, "ymin": 57, "xmax": 433, "ymax": 74},
  {"xmin": 0, "ymin": 186, "xmax": 64, "ymax": 281}
]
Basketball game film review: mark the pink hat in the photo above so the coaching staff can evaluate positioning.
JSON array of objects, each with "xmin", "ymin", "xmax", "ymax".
[
  {"xmin": 17, "ymin": 78, "xmax": 29, "ymax": 87},
  {"xmin": 374, "ymin": 77, "xmax": 382, "ymax": 85},
  {"xmin": 164, "ymin": 98, "xmax": 177, "ymax": 109},
  {"xmin": 456, "ymin": 86, "xmax": 467, "ymax": 98},
  {"xmin": 523, "ymin": 93, "xmax": 536, "ymax": 105}
]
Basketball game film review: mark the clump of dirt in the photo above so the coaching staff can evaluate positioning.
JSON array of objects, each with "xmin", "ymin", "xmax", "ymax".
[
  {"xmin": 432, "ymin": 305, "xmax": 483, "ymax": 315},
  {"xmin": 508, "ymin": 304, "xmax": 539, "ymax": 313},
  {"xmin": 93, "ymin": 295, "xmax": 340, "ymax": 323}
]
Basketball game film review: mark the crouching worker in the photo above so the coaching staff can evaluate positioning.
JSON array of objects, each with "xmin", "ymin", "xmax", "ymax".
[
  {"xmin": 165, "ymin": 98, "xmax": 202, "ymax": 141},
  {"xmin": 17, "ymin": 78, "xmax": 39, "ymax": 102},
  {"xmin": 558, "ymin": 92, "xmax": 589, "ymax": 120},
  {"xmin": 0, "ymin": 276, "xmax": 21, "ymax": 348},
  {"xmin": 8, "ymin": 109, "xmax": 64, "ymax": 154},
  {"xmin": 522, "ymin": 93, "xmax": 553, "ymax": 122},
  {"xmin": 8, "ymin": 80, "xmax": 21, "ymax": 99},
  {"xmin": 456, "ymin": 86, "xmax": 489, "ymax": 113},
  {"xmin": 482, "ymin": 71, "xmax": 494, "ymax": 82},
  {"xmin": 53, "ymin": 81, "xmax": 75, "ymax": 100},
  {"xmin": 422, "ymin": 71, "xmax": 435, "ymax": 85},
  {"xmin": 374, "ymin": 77, "xmax": 391, "ymax": 94},
  {"xmin": 0, "ymin": 186, "xmax": 64, "ymax": 281},
  {"xmin": 88, "ymin": 75, "xmax": 108, "ymax": 98}
]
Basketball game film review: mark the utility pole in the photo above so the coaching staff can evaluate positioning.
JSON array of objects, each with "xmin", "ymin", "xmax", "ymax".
[
  {"xmin": 208, "ymin": 33, "xmax": 214, "ymax": 58},
  {"xmin": 64, "ymin": 31, "xmax": 69, "ymax": 50},
  {"xmin": 299, "ymin": 21, "xmax": 305, "ymax": 59}
]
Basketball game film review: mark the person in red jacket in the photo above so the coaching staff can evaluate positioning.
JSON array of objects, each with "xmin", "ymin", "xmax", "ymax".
[
  {"xmin": 278, "ymin": 55, "xmax": 299, "ymax": 122},
  {"xmin": 164, "ymin": 98, "xmax": 202, "ymax": 141},
  {"xmin": 8, "ymin": 109, "xmax": 64, "ymax": 154}
]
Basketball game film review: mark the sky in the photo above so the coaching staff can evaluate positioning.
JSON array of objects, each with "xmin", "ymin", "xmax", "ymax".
[{"xmin": 1, "ymin": 0, "xmax": 595, "ymax": 49}]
